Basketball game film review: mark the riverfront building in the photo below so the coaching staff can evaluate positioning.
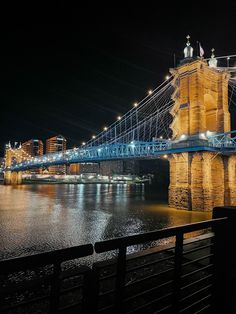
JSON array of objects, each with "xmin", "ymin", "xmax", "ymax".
[
  {"xmin": 22, "ymin": 139, "xmax": 43, "ymax": 174},
  {"xmin": 46, "ymin": 135, "xmax": 67, "ymax": 175},
  {"xmin": 22, "ymin": 139, "xmax": 43, "ymax": 157}
]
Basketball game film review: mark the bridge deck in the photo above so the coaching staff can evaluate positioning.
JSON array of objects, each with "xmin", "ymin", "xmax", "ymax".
[{"xmin": 6, "ymin": 132, "xmax": 236, "ymax": 172}]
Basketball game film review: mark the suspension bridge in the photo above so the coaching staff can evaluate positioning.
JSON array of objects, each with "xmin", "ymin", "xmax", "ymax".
[{"xmin": 4, "ymin": 37, "xmax": 236, "ymax": 211}]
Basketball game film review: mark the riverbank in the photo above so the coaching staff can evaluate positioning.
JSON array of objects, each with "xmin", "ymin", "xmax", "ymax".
[{"xmin": 21, "ymin": 174, "xmax": 151, "ymax": 185}]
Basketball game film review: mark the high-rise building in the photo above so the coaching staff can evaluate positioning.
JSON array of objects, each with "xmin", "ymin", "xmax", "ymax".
[
  {"xmin": 22, "ymin": 139, "xmax": 43, "ymax": 173},
  {"xmin": 46, "ymin": 135, "xmax": 66, "ymax": 175},
  {"xmin": 22, "ymin": 139, "xmax": 43, "ymax": 157}
]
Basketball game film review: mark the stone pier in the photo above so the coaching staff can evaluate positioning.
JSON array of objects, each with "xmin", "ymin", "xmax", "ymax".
[
  {"xmin": 4, "ymin": 171, "xmax": 22, "ymax": 185},
  {"xmin": 169, "ymin": 153, "xmax": 236, "ymax": 211}
]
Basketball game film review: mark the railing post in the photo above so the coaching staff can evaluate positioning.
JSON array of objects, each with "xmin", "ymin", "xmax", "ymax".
[
  {"xmin": 212, "ymin": 206, "xmax": 236, "ymax": 313},
  {"xmin": 115, "ymin": 243, "xmax": 127, "ymax": 314},
  {"xmin": 173, "ymin": 231, "xmax": 183, "ymax": 313},
  {"xmin": 82, "ymin": 267, "xmax": 99, "ymax": 313},
  {"xmin": 50, "ymin": 262, "xmax": 61, "ymax": 314}
]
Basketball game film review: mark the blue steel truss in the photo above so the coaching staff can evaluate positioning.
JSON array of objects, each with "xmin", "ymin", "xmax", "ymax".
[{"xmin": 7, "ymin": 131, "xmax": 236, "ymax": 172}]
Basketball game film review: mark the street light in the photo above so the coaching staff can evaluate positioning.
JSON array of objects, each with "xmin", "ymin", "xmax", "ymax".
[
  {"xmin": 148, "ymin": 89, "xmax": 153, "ymax": 95},
  {"xmin": 92, "ymin": 135, "xmax": 96, "ymax": 139},
  {"xmin": 133, "ymin": 102, "xmax": 138, "ymax": 108},
  {"xmin": 103, "ymin": 126, "xmax": 108, "ymax": 131},
  {"xmin": 117, "ymin": 116, "xmax": 121, "ymax": 120},
  {"xmin": 227, "ymin": 57, "xmax": 230, "ymax": 67}
]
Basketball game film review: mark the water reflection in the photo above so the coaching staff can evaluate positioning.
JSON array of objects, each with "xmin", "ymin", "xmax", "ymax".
[{"xmin": 0, "ymin": 184, "xmax": 211, "ymax": 259}]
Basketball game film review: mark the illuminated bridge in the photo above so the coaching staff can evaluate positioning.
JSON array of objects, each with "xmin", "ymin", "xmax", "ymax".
[{"xmin": 4, "ymin": 37, "xmax": 236, "ymax": 210}]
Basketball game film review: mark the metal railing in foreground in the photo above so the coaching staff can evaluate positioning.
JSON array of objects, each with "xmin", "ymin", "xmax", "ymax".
[
  {"xmin": 94, "ymin": 218, "xmax": 226, "ymax": 314},
  {"xmin": 0, "ymin": 217, "xmax": 227, "ymax": 314},
  {"xmin": 0, "ymin": 244, "xmax": 94, "ymax": 314}
]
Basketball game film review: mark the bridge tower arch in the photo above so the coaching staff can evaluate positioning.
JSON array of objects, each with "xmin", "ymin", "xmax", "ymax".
[{"xmin": 169, "ymin": 37, "xmax": 234, "ymax": 210}]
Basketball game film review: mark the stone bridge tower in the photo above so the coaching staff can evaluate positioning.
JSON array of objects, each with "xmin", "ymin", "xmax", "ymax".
[
  {"xmin": 168, "ymin": 37, "xmax": 236, "ymax": 211},
  {"xmin": 4, "ymin": 144, "xmax": 25, "ymax": 185}
]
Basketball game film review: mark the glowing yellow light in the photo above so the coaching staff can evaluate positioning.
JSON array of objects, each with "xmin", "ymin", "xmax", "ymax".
[
  {"xmin": 165, "ymin": 75, "xmax": 170, "ymax": 80},
  {"xmin": 117, "ymin": 116, "xmax": 121, "ymax": 120},
  {"xmin": 104, "ymin": 126, "xmax": 108, "ymax": 131},
  {"xmin": 148, "ymin": 89, "xmax": 153, "ymax": 95},
  {"xmin": 92, "ymin": 135, "xmax": 96, "ymax": 139},
  {"xmin": 133, "ymin": 102, "xmax": 138, "ymax": 107},
  {"xmin": 163, "ymin": 154, "xmax": 168, "ymax": 159}
]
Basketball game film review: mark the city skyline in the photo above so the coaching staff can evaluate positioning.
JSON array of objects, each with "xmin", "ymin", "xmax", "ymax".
[{"xmin": 0, "ymin": 4, "xmax": 236, "ymax": 155}]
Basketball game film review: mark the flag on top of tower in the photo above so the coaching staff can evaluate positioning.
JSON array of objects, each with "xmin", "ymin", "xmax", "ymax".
[{"xmin": 199, "ymin": 42, "xmax": 204, "ymax": 57}]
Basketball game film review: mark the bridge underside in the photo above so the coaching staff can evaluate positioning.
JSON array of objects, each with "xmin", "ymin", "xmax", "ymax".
[{"xmin": 169, "ymin": 152, "xmax": 236, "ymax": 211}]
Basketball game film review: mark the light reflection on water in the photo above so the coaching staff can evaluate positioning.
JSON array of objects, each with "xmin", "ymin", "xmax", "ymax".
[{"xmin": 0, "ymin": 184, "xmax": 211, "ymax": 260}]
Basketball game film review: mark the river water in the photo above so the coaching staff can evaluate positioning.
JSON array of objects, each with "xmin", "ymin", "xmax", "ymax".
[{"xmin": 0, "ymin": 183, "xmax": 211, "ymax": 260}]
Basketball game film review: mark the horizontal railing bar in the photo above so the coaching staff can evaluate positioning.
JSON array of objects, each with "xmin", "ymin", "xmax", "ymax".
[
  {"xmin": 60, "ymin": 265, "xmax": 90, "ymax": 279},
  {"xmin": 0, "ymin": 244, "xmax": 93, "ymax": 273},
  {"xmin": 183, "ymin": 232, "xmax": 214, "ymax": 246},
  {"xmin": 99, "ymin": 289, "xmax": 115, "ymax": 297},
  {"xmin": 60, "ymin": 283, "xmax": 83, "ymax": 294},
  {"xmin": 126, "ymin": 267, "xmax": 174, "ymax": 288},
  {"xmin": 124, "ymin": 280, "xmax": 173, "ymax": 302},
  {"xmin": 95, "ymin": 218, "xmax": 226, "ymax": 253},
  {"xmin": 182, "ymin": 254, "xmax": 213, "ymax": 267},
  {"xmin": 126, "ymin": 243, "xmax": 175, "ymax": 261},
  {"xmin": 59, "ymin": 301, "xmax": 82, "ymax": 312},
  {"xmin": 153, "ymin": 304, "xmax": 173, "ymax": 314},
  {"xmin": 181, "ymin": 274, "xmax": 213, "ymax": 290},
  {"xmin": 181, "ymin": 264, "xmax": 213, "ymax": 279},
  {"xmin": 183, "ymin": 243, "xmax": 213, "ymax": 255},
  {"xmin": 193, "ymin": 304, "xmax": 211, "ymax": 314},
  {"xmin": 126, "ymin": 254, "xmax": 174, "ymax": 273},
  {"xmin": 179, "ymin": 294, "xmax": 211, "ymax": 313},
  {"xmin": 97, "ymin": 271, "xmax": 117, "ymax": 281},
  {"xmin": 126, "ymin": 292, "xmax": 172, "ymax": 314},
  {"xmin": 98, "ymin": 303, "xmax": 115, "ymax": 313},
  {"xmin": 180, "ymin": 284, "xmax": 212, "ymax": 302}
]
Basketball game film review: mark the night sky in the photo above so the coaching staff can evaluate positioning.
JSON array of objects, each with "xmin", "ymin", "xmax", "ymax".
[{"xmin": 1, "ymin": 3, "xmax": 236, "ymax": 156}]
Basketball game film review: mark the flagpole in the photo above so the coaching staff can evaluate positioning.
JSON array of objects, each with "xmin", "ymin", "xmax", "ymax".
[
  {"xmin": 196, "ymin": 41, "xmax": 199, "ymax": 57},
  {"xmin": 173, "ymin": 53, "xmax": 176, "ymax": 68}
]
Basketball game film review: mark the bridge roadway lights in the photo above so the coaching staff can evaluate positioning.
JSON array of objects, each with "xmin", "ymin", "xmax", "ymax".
[{"xmin": 4, "ymin": 171, "xmax": 22, "ymax": 185}]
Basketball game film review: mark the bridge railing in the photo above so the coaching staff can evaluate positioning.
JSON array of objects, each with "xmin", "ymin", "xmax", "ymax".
[
  {"xmin": 0, "ymin": 217, "xmax": 228, "ymax": 314},
  {"xmin": 7, "ymin": 141, "xmax": 172, "ymax": 171},
  {"xmin": 208, "ymin": 130, "xmax": 236, "ymax": 149},
  {"xmin": 5, "ymin": 130, "xmax": 236, "ymax": 171}
]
